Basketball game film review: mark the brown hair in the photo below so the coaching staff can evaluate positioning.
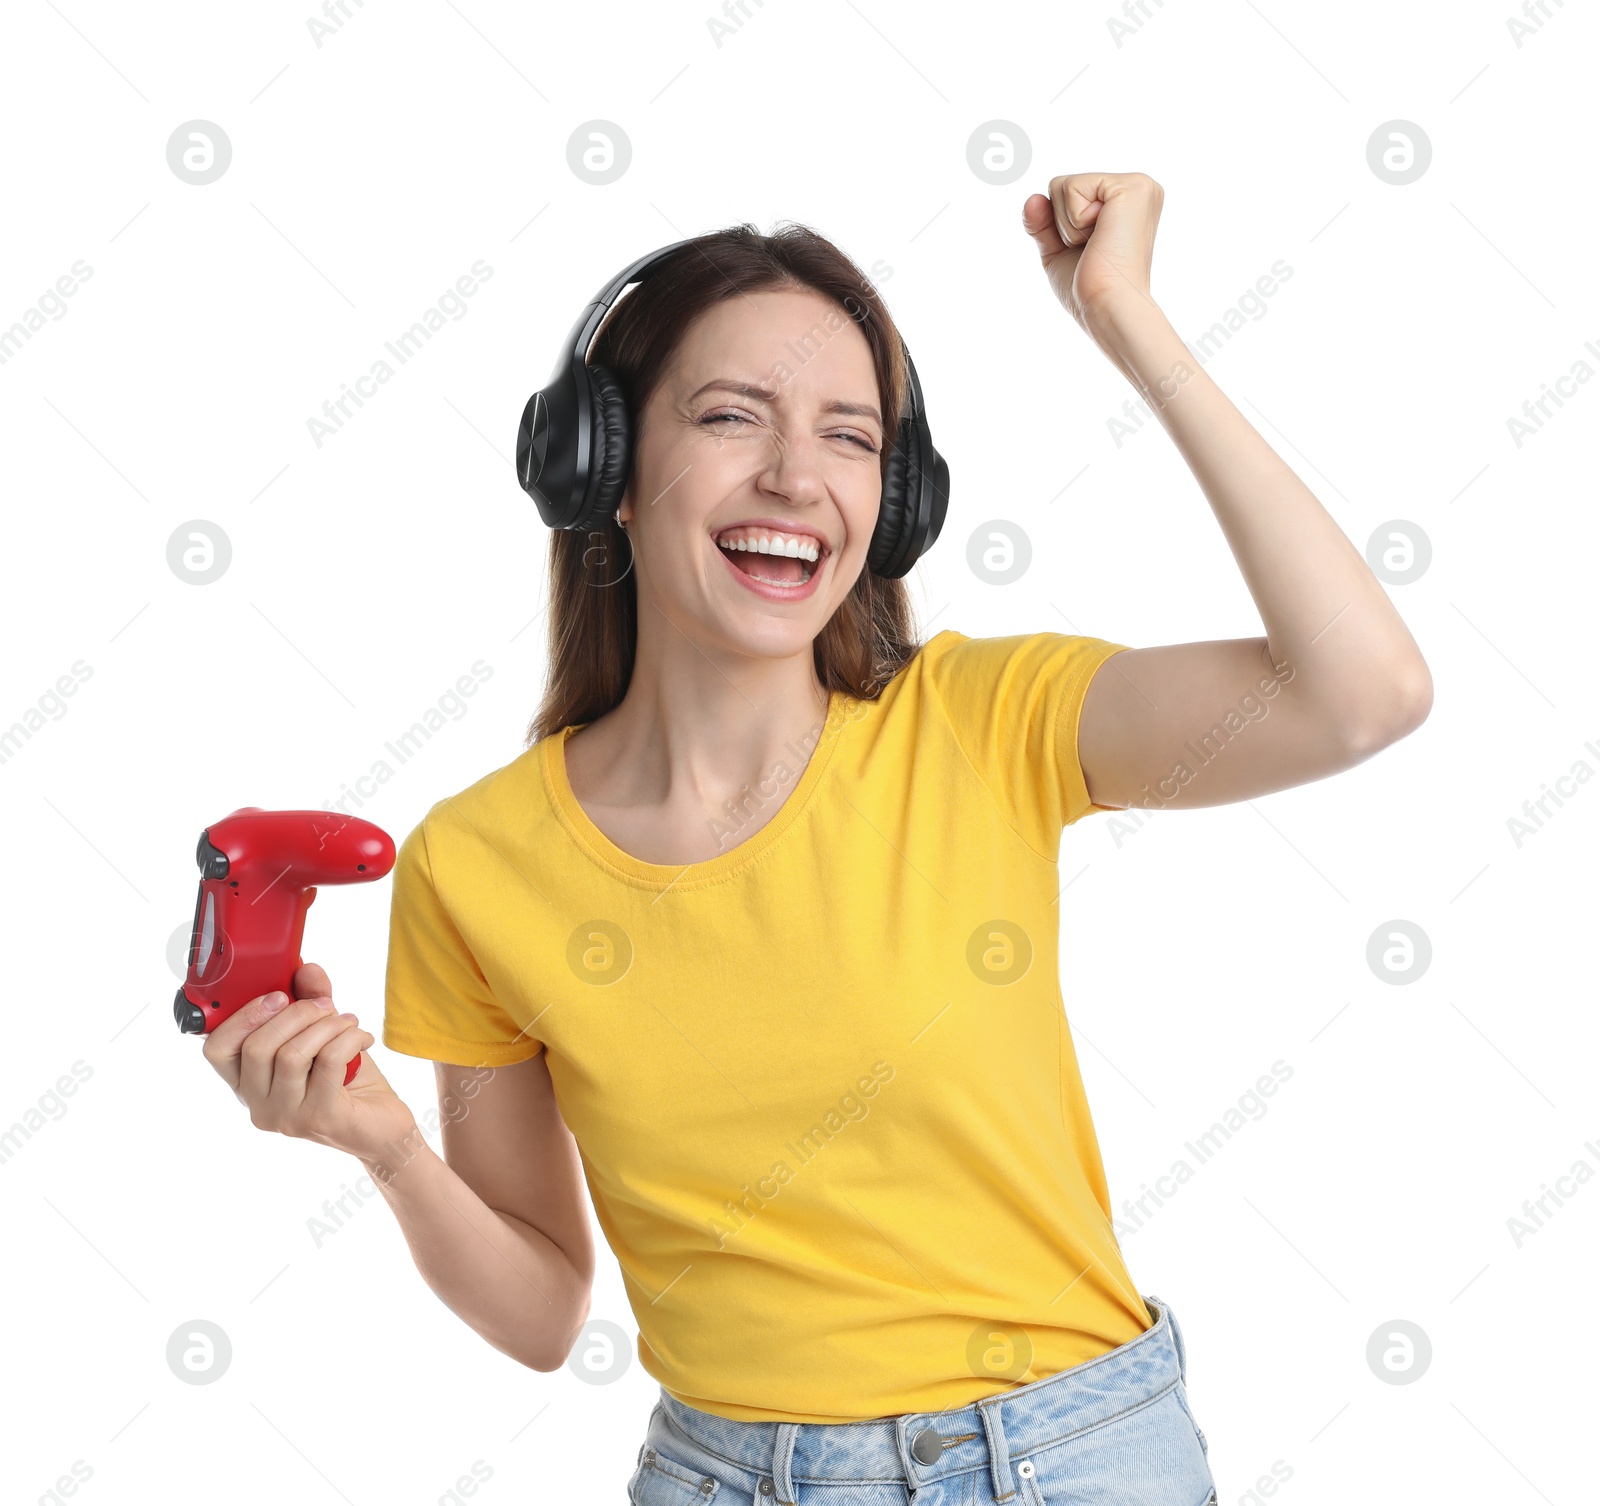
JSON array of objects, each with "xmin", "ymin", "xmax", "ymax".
[{"xmin": 524, "ymin": 222, "xmax": 926, "ymax": 746}]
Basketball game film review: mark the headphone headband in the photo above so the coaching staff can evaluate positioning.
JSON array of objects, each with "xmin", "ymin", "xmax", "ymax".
[
  {"xmin": 515, "ymin": 237, "xmax": 948, "ymax": 578},
  {"xmin": 558, "ymin": 237, "xmax": 698, "ymax": 375}
]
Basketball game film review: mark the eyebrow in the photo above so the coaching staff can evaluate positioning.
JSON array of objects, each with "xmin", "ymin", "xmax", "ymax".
[{"xmin": 687, "ymin": 379, "xmax": 882, "ymax": 429}]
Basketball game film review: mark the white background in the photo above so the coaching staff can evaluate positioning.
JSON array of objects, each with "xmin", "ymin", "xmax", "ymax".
[{"xmin": 1, "ymin": 1, "xmax": 1595, "ymax": 1503}]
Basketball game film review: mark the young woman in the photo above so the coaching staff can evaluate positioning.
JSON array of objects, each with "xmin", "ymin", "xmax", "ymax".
[{"xmin": 204, "ymin": 174, "xmax": 1431, "ymax": 1505}]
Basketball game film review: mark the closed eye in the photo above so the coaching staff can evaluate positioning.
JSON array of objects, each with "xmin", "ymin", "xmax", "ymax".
[{"xmin": 698, "ymin": 410, "xmax": 878, "ymax": 451}]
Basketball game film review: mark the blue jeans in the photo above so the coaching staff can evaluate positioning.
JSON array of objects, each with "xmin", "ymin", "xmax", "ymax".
[{"xmin": 628, "ymin": 1293, "xmax": 1216, "ymax": 1505}]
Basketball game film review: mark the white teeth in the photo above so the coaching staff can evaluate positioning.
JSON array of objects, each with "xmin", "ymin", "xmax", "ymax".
[{"xmin": 717, "ymin": 529, "xmax": 821, "ymax": 562}]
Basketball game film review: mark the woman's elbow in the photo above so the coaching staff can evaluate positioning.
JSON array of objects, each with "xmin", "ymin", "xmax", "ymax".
[
  {"xmin": 1348, "ymin": 661, "xmax": 1434, "ymax": 756},
  {"xmin": 527, "ymin": 1282, "xmax": 594, "ymax": 1372}
]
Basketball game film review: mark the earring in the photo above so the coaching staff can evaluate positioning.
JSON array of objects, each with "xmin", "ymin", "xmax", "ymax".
[{"xmin": 596, "ymin": 507, "xmax": 634, "ymax": 588}]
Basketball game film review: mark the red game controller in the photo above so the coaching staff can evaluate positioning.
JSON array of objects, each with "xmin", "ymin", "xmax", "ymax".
[{"xmin": 174, "ymin": 808, "xmax": 396, "ymax": 1086}]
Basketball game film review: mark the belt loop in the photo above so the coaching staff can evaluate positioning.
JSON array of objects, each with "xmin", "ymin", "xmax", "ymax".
[
  {"xmin": 1151, "ymin": 1293, "xmax": 1187, "ymax": 1385},
  {"xmin": 770, "ymin": 1421, "xmax": 801, "ymax": 1506},
  {"xmin": 976, "ymin": 1395, "xmax": 1017, "ymax": 1503}
]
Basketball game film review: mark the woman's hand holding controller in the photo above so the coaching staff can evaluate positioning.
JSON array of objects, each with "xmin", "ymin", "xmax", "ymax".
[{"xmin": 202, "ymin": 960, "xmax": 418, "ymax": 1161}]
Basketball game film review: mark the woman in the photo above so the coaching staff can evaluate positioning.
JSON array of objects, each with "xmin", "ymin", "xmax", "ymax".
[{"xmin": 204, "ymin": 174, "xmax": 1431, "ymax": 1504}]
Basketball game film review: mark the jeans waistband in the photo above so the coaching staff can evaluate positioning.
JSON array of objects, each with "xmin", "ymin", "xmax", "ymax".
[{"xmin": 657, "ymin": 1293, "xmax": 1188, "ymax": 1505}]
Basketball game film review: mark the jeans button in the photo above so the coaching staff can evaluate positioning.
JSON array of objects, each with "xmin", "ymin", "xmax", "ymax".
[
  {"xmin": 759, "ymin": 1482, "xmax": 774, "ymax": 1497},
  {"xmin": 910, "ymin": 1426, "xmax": 943, "ymax": 1465}
]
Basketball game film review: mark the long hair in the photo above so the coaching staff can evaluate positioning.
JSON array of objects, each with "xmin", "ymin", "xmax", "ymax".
[{"xmin": 525, "ymin": 222, "xmax": 926, "ymax": 745}]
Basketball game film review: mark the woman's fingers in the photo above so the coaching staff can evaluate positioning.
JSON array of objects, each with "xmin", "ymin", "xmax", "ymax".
[
  {"xmin": 293, "ymin": 960, "xmax": 334, "ymax": 1002},
  {"xmin": 263, "ymin": 1004, "xmax": 362, "ymax": 1114},
  {"xmin": 1022, "ymin": 192, "xmax": 1069, "ymax": 258},
  {"xmin": 1045, "ymin": 173, "xmax": 1114, "ymax": 249},
  {"xmin": 303, "ymin": 1019, "xmax": 376, "ymax": 1119},
  {"xmin": 201, "ymin": 989, "xmax": 295, "ymax": 1092},
  {"xmin": 237, "ymin": 997, "xmax": 335, "ymax": 1107}
]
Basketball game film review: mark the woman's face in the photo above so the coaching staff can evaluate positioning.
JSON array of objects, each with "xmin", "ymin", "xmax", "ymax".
[{"xmin": 617, "ymin": 286, "xmax": 886, "ymax": 665}]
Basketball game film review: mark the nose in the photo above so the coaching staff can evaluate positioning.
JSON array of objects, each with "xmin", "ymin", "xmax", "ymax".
[{"xmin": 754, "ymin": 424, "xmax": 829, "ymax": 509}]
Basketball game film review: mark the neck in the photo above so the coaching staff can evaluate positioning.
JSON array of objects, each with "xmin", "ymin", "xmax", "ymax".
[{"xmin": 567, "ymin": 597, "xmax": 832, "ymax": 813}]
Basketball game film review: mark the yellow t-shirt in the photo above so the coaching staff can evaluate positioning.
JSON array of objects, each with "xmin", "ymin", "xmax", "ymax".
[{"xmin": 382, "ymin": 628, "xmax": 1151, "ymax": 1422}]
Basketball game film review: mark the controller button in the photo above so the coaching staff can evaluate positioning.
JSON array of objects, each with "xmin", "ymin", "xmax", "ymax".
[
  {"xmin": 173, "ymin": 990, "xmax": 207, "ymax": 1034},
  {"xmin": 196, "ymin": 833, "xmax": 230, "ymax": 880}
]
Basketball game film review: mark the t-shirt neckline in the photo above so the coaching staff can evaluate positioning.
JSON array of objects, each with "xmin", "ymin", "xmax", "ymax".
[{"xmin": 542, "ymin": 690, "xmax": 846, "ymax": 889}]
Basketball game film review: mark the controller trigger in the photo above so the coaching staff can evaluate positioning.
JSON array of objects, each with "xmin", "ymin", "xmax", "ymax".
[
  {"xmin": 174, "ymin": 989, "xmax": 206, "ymax": 1034},
  {"xmin": 196, "ymin": 831, "xmax": 230, "ymax": 880}
]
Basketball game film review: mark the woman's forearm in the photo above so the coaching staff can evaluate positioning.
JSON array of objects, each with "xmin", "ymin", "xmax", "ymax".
[
  {"xmin": 358, "ymin": 1131, "xmax": 590, "ymax": 1371},
  {"xmin": 1090, "ymin": 293, "xmax": 1433, "ymax": 739}
]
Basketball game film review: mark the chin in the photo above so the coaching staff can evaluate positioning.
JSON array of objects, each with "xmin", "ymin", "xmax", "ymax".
[{"xmin": 719, "ymin": 612, "xmax": 827, "ymax": 660}]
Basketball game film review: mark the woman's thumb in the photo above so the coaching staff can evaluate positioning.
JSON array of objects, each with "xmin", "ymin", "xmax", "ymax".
[
  {"xmin": 293, "ymin": 959, "xmax": 334, "ymax": 1001},
  {"xmin": 1022, "ymin": 192, "xmax": 1067, "ymax": 258}
]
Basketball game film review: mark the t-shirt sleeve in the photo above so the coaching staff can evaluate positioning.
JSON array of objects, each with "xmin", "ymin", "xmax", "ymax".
[
  {"xmin": 381, "ymin": 814, "xmax": 544, "ymax": 1067},
  {"xmin": 927, "ymin": 631, "xmax": 1133, "ymax": 858}
]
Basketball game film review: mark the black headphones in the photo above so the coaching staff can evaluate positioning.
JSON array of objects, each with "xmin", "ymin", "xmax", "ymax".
[{"xmin": 515, "ymin": 237, "xmax": 949, "ymax": 579}]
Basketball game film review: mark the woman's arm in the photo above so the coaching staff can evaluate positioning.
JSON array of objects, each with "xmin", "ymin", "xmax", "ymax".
[
  {"xmin": 1024, "ymin": 173, "xmax": 1433, "ymax": 812},
  {"xmin": 359, "ymin": 1053, "xmax": 595, "ymax": 1372},
  {"xmin": 203, "ymin": 964, "xmax": 592, "ymax": 1370}
]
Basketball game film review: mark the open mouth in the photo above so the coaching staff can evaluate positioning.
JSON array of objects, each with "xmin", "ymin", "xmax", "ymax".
[{"xmin": 713, "ymin": 525, "xmax": 826, "ymax": 589}]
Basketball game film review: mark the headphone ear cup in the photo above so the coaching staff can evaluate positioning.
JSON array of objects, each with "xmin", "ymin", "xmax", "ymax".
[
  {"xmin": 870, "ymin": 418, "xmax": 918, "ymax": 578},
  {"xmin": 583, "ymin": 365, "xmax": 632, "ymax": 529}
]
